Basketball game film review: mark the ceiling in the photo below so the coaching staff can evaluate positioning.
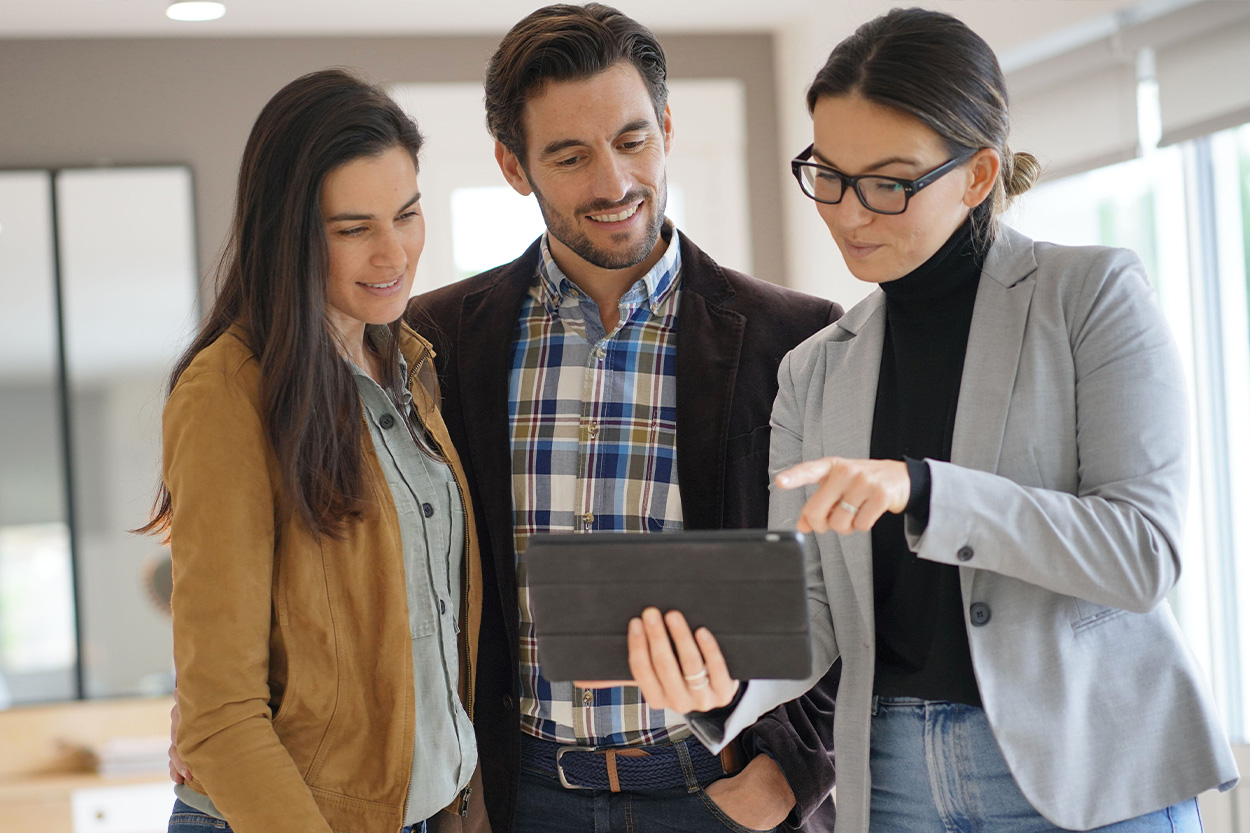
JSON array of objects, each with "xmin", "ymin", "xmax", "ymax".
[{"xmin": 0, "ymin": 0, "xmax": 1161, "ymax": 56}]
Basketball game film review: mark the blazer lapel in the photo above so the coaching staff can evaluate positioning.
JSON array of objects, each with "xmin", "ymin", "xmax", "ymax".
[
  {"xmin": 674, "ymin": 236, "xmax": 745, "ymax": 530},
  {"xmin": 821, "ymin": 292, "xmax": 887, "ymax": 635},
  {"xmin": 951, "ymin": 226, "xmax": 1039, "ymax": 474},
  {"xmin": 951, "ymin": 228, "xmax": 1037, "ymax": 601},
  {"xmin": 455, "ymin": 245, "xmax": 539, "ymax": 631}
]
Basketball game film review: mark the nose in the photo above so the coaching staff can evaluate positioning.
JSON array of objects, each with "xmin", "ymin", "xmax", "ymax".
[
  {"xmin": 371, "ymin": 227, "xmax": 407, "ymax": 271},
  {"xmin": 823, "ymin": 188, "xmax": 875, "ymax": 231},
  {"xmin": 589, "ymin": 153, "xmax": 631, "ymax": 204}
]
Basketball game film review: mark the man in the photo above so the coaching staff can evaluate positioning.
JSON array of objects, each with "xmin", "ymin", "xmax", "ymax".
[{"xmin": 407, "ymin": 5, "xmax": 843, "ymax": 832}]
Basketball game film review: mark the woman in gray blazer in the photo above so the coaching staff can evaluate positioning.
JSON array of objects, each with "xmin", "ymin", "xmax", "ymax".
[{"xmin": 621, "ymin": 8, "xmax": 1240, "ymax": 832}]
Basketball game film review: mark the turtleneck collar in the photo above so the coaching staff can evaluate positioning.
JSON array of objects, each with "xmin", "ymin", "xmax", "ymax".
[{"xmin": 879, "ymin": 216, "xmax": 982, "ymax": 306}]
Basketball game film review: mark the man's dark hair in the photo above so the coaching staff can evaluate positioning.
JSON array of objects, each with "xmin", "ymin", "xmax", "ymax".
[{"xmin": 484, "ymin": 2, "xmax": 668, "ymax": 160}]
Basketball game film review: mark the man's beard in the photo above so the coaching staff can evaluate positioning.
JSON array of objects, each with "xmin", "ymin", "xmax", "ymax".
[{"xmin": 530, "ymin": 180, "xmax": 668, "ymax": 271}]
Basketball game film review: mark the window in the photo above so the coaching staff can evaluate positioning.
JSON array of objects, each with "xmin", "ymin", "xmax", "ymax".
[{"xmin": 1008, "ymin": 124, "xmax": 1250, "ymax": 743}]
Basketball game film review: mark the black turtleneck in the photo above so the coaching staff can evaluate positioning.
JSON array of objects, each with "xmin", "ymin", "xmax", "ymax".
[{"xmin": 870, "ymin": 218, "xmax": 984, "ymax": 707}]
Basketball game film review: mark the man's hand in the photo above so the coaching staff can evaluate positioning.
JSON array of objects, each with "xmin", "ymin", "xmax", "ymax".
[
  {"xmin": 169, "ymin": 690, "xmax": 191, "ymax": 784},
  {"xmin": 704, "ymin": 754, "xmax": 796, "ymax": 831},
  {"xmin": 627, "ymin": 607, "xmax": 739, "ymax": 713},
  {"xmin": 775, "ymin": 456, "xmax": 910, "ymax": 535}
]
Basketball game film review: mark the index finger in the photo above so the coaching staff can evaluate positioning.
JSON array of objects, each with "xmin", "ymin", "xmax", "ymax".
[{"xmin": 775, "ymin": 457, "xmax": 838, "ymax": 490}]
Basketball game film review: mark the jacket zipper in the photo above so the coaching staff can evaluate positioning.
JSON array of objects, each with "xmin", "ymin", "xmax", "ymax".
[{"xmin": 407, "ymin": 347, "xmax": 476, "ymax": 819}]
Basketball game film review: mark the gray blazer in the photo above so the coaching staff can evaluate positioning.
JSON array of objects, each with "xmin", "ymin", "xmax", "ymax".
[{"xmin": 693, "ymin": 225, "xmax": 1239, "ymax": 831}]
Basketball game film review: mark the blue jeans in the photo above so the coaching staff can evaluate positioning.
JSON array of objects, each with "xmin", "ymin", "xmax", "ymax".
[
  {"xmin": 869, "ymin": 697, "xmax": 1202, "ymax": 833},
  {"xmin": 514, "ymin": 760, "xmax": 776, "ymax": 833},
  {"xmin": 167, "ymin": 798, "xmax": 427, "ymax": 833}
]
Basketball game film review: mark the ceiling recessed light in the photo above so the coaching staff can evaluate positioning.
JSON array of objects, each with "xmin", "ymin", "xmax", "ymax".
[{"xmin": 166, "ymin": 2, "xmax": 226, "ymax": 22}]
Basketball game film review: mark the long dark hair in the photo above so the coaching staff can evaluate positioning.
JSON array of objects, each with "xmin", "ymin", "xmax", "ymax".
[
  {"xmin": 806, "ymin": 7, "xmax": 1042, "ymax": 248},
  {"xmin": 139, "ymin": 68, "xmax": 424, "ymax": 539}
]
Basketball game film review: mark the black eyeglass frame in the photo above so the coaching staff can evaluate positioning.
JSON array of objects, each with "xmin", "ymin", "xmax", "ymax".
[{"xmin": 790, "ymin": 144, "xmax": 974, "ymax": 215}]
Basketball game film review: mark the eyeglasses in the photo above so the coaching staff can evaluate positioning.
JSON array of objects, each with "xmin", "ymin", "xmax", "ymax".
[{"xmin": 790, "ymin": 144, "xmax": 970, "ymax": 215}]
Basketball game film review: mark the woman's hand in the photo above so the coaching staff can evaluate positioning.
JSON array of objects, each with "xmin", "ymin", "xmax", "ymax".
[
  {"xmin": 775, "ymin": 457, "xmax": 911, "ymax": 535},
  {"xmin": 582, "ymin": 608, "xmax": 740, "ymax": 712}
]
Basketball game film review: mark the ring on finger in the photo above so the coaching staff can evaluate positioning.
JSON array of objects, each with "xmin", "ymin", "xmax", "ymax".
[
  {"xmin": 838, "ymin": 500, "xmax": 860, "ymax": 514},
  {"xmin": 684, "ymin": 667, "xmax": 709, "ymax": 683},
  {"xmin": 688, "ymin": 675, "xmax": 711, "ymax": 690}
]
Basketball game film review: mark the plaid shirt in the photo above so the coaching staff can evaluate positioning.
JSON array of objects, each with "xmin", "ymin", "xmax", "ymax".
[{"xmin": 510, "ymin": 228, "xmax": 686, "ymax": 746}]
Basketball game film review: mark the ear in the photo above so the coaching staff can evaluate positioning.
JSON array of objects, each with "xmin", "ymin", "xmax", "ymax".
[
  {"xmin": 661, "ymin": 102, "xmax": 674, "ymax": 156},
  {"xmin": 963, "ymin": 147, "xmax": 1000, "ymax": 209},
  {"xmin": 495, "ymin": 140, "xmax": 533, "ymax": 197}
]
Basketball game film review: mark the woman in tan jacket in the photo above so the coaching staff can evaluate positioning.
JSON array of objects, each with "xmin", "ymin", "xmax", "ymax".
[{"xmin": 140, "ymin": 69, "xmax": 483, "ymax": 833}]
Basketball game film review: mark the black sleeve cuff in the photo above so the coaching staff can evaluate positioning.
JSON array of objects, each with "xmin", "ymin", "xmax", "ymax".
[
  {"xmin": 692, "ymin": 680, "xmax": 749, "ymax": 722},
  {"xmin": 904, "ymin": 456, "xmax": 932, "ymax": 537}
]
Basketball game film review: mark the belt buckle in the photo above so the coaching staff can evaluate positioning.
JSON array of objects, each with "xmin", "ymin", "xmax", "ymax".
[{"xmin": 555, "ymin": 744, "xmax": 597, "ymax": 790}]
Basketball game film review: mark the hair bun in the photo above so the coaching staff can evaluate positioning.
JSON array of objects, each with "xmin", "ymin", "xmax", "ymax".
[{"xmin": 1005, "ymin": 149, "xmax": 1042, "ymax": 199}]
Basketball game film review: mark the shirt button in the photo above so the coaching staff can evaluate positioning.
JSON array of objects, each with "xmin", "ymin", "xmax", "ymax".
[
  {"xmin": 582, "ymin": 690, "xmax": 594, "ymax": 706},
  {"xmin": 379, "ymin": 413, "xmax": 395, "ymax": 429},
  {"xmin": 587, "ymin": 423, "xmax": 599, "ymax": 439},
  {"xmin": 957, "ymin": 545, "xmax": 974, "ymax": 562},
  {"xmin": 582, "ymin": 513, "xmax": 594, "ymax": 530},
  {"xmin": 423, "ymin": 503, "xmax": 435, "ymax": 518},
  {"xmin": 969, "ymin": 602, "xmax": 991, "ymax": 626}
]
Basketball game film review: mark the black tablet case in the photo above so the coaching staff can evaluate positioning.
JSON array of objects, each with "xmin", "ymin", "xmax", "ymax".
[{"xmin": 524, "ymin": 530, "xmax": 812, "ymax": 681}]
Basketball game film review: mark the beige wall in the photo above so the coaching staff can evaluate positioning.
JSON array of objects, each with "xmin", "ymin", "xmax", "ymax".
[{"xmin": 0, "ymin": 33, "xmax": 785, "ymax": 295}]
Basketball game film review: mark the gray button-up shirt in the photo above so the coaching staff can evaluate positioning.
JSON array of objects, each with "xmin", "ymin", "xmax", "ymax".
[{"xmin": 350, "ymin": 342, "xmax": 475, "ymax": 824}]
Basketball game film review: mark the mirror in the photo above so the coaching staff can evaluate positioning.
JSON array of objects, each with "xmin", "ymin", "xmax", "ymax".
[{"xmin": 0, "ymin": 166, "xmax": 198, "ymax": 706}]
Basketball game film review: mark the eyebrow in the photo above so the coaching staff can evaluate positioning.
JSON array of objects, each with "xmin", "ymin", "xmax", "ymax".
[
  {"xmin": 326, "ymin": 191, "xmax": 420, "ymax": 222},
  {"xmin": 811, "ymin": 147, "xmax": 920, "ymax": 174},
  {"xmin": 539, "ymin": 118, "xmax": 655, "ymax": 159}
]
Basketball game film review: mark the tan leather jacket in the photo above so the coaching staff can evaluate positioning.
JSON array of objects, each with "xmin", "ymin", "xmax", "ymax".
[{"xmin": 165, "ymin": 322, "xmax": 482, "ymax": 833}]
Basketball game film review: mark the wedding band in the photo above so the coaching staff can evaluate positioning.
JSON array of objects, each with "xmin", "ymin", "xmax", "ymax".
[
  {"xmin": 684, "ymin": 668, "xmax": 709, "ymax": 684},
  {"xmin": 838, "ymin": 500, "xmax": 860, "ymax": 514}
]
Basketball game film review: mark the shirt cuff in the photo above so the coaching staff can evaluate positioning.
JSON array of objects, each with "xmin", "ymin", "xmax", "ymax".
[
  {"xmin": 689, "ymin": 680, "xmax": 749, "ymax": 723},
  {"xmin": 904, "ymin": 456, "xmax": 932, "ymax": 538}
]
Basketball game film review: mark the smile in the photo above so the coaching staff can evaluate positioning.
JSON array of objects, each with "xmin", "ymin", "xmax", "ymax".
[
  {"xmin": 587, "ymin": 202, "xmax": 641, "ymax": 223},
  {"xmin": 360, "ymin": 278, "xmax": 400, "ymax": 289}
]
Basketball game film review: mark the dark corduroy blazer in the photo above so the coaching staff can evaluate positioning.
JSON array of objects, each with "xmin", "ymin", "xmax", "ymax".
[{"xmin": 406, "ymin": 230, "xmax": 844, "ymax": 832}]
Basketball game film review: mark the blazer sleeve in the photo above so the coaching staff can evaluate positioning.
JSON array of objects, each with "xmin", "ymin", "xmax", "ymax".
[
  {"xmin": 165, "ymin": 367, "xmax": 333, "ymax": 833},
  {"xmin": 688, "ymin": 351, "xmax": 839, "ymax": 753},
  {"xmin": 737, "ymin": 659, "xmax": 841, "ymax": 828},
  {"xmin": 907, "ymin": 250, "xmax": 1187, "ymax": 613}
]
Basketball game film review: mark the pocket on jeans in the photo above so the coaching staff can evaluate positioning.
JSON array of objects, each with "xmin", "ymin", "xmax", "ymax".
[
  {"xmin": 168, "ymin": 800, "xmax": 233, "ymax": 831},
  {"xmin": 693, "ymin": 786, "xmax": 778, "ymax": 833}
]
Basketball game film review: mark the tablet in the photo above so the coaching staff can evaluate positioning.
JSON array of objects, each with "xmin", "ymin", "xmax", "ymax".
[{"xmin": 524, "ymin": 530, "xmax": 811, "ymax": 682}]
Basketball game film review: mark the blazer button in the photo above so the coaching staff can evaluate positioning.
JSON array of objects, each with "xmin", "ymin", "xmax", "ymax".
[
  {"xmin": 957, "ymin": 545, "xmax": 974, "ymax": 562},
  {"xmin": 439, "ymin": 599, "xmax": 446, "ymax": 615},
  {"xmin": 503, "ymin": 694, "xmax": 515, "ymax": 711},
  {"xmin": 969, "ymin": 602, "xmax": 991, "ymax": 626},
  {"xmin": 379, "ymin": 413, "xmax": 396, "ymax": 429},
  {"xmin": 423, "ymin": 502, "xmax": 435, "ymax": 518}
]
